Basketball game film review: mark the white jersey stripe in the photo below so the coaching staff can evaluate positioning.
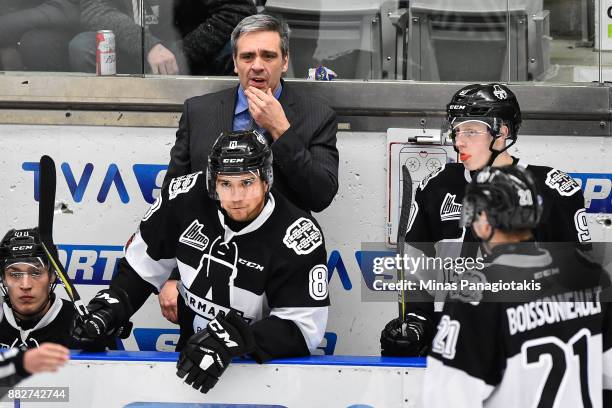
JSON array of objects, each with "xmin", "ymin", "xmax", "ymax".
[
  {"xmin": 270, "ymin": 306, "xmax": 328, "ymax": 352},
  {"xmin": 125, "ymin": 231, "xmax": 177, "ymax": 291}
]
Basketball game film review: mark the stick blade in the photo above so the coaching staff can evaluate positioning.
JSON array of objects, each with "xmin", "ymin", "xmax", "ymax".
[{"xmin": 38, "ymin": 155, "xmax": 56, "ymax": 240}]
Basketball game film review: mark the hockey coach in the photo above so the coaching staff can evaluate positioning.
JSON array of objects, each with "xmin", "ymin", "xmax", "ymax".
[{"xmin": 71, "ymin": 130, "xmax": 330, "ymax": 393}]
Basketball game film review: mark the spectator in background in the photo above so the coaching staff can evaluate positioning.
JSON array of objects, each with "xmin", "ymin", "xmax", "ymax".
[
  {"xmin": 69, "ymin": 0, "xmax": 256, "ymax": 75},
  {"xmin": 0, "ymin": 0, "xmax": 79, "ymax": 71}
]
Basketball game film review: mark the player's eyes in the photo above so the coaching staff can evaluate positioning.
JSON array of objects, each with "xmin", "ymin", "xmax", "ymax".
[
  {"xmin": 242, "ymin": 179, "xmax": 255, "ymax": 187},
  {"xmin": 457, "ymin": 130, "xmax": 487, "ymax": 137},
  {"xmin": 218, "ymin": 181, "xmax": 232, "ymax": 188},
  {"xmin": 8, "ymin": 272, "xmax": 41, "ymax": 279}
]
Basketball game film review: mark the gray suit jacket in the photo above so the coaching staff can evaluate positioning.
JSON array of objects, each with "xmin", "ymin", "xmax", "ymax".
[{"xmin": 165, "ymin": 81, "xmax": 339, "ymax": 213}]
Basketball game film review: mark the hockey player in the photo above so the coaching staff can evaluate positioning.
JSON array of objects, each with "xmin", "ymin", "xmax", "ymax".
[
  {"xmin": 71, "ymin": 129, "xmax": 330, "ymax": 393},
  {"xmin": 381, "ymin": 83, "xmax": 591, "ymax": 356},
  {"xmin": 423, "ymin": 165, "xmax": 611, "ymax": 408},
  {"xmin": 0, "ymin": 228, "xmax": 108, "ymax": 351},
  {"xmin": 0, "ymin": 343, "xmax": 70, "ymax": 396}
]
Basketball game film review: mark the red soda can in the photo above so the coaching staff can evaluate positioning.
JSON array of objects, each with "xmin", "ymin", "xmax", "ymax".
[{"xmin": 96, "ymin": 30, "xmax": 116, "ymax": 76}]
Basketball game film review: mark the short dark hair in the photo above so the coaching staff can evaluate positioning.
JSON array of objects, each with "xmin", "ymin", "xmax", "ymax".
[{"xmin": 231, "ymin": 14, "xmax": 290, "ymax": 58}]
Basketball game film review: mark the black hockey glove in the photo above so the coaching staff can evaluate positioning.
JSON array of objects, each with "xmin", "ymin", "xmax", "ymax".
[
  {"xmin": 176, "ymin": 311, "xmax": 256, "ymax": 394},
  {"xmin": 380, "ymin": 312, "xmax": 435, "ymax": 357},
  {"xmin": 71, "ymin": 288, "xmax": 133, "ymax": 346}
]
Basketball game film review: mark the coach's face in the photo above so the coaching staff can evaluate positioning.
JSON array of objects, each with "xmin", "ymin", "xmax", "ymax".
[
  {"xmin": 216, "ymin": 173, "xmax": 268, "ymax": 222},
  {"xmin": 234, "ymin": 30, "xmax": 288, "ymax": 93}
]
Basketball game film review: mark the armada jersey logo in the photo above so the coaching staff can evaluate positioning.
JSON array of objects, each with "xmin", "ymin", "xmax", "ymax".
[
  {"xmin": 440, "ymin": 193, "xmax": 463, "ymax": 221},
  {"xmin": 168, "ymin": 172, "xmax": 200, "ymax": 200},
  {"xmin": 179, "ymin": 220, "xmax": 210, "ymax": 251}
]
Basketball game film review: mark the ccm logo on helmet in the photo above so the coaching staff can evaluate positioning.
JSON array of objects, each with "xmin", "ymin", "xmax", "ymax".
[
  {"xmin": 449, "ymin": 105, "xmax": 466, "ymax": 110},
  {"xmin": 13, "ymin": 245, "xmax": 34, "ymax": 251},
  {"xmin": 222, "ymin": 158, "xmax": 244, "ymax": 163}
]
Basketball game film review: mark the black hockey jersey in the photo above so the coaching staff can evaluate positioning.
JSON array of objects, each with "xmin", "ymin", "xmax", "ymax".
[
  {"xmin": 407, "ymin": 160, "xmax": 589, "ymax": 251},
  {"xmin": 0, "ymin": 296, "xmax": 78, "ymax": 350},
  {"xmin": 116, "ymin": 172, "xmax": 329, "ymax": 360},
  {"xmin": 404, "ymin": 160, "xmax": 590, "ymax": 313},
  {"xmin": 424, "ymin": 243, "xmax": 612, "ymax": 408}
]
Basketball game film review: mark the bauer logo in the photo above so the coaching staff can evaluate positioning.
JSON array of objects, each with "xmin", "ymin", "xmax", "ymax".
[
  {"xmin": 570, "ymin": 173, "xmax": 612, "ymax": 213},
  {"xmin": 23, "ymin": 161, "xmax": 167, "ymax": 204}
]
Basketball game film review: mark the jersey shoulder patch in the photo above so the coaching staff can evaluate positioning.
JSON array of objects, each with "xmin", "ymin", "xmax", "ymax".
[
  {"xmin": 168, "ymin": 172, "xmax": 202, "ymax": 200},
  {"xmin": 419, "ymin": 163, "xmax": 447, "ymax": 191},
  {"xmin": 283, "ymin": 217, "xmax": 323, "ymax": 255},
  {"xmin": 543, "ymin": 168, "xmax": 580, "ymax": 197}
]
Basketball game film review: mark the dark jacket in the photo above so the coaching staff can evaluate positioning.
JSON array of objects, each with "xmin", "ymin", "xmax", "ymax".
[
  {"xmin": 0, "ymin": 0, "xmax": 79, "ymax": 46},
  {"xmin": 79, "ymin": 0, "xmax": 255, "ymax": 72},
  {"xmin": 165, "ymin": 81, "xmax": 340, "ymax": 213}
]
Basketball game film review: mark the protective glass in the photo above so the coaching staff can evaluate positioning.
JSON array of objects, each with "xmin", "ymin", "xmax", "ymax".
[
  {"xmin": 454, "ymin": 130, "xmax": 491, "ymax": 139},
  {"xmin": 3, "ymin": 257, "xmax": 48, "ymax": 287}
]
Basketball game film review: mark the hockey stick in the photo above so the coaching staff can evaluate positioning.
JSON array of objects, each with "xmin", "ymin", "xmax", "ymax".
[
  {"xmin": 396, "ymin": 164, "xmax": 412, "ymax": 323},
  {"xmin": 38, "ymin": 155, "xmax": 90, "ymax": 318}
]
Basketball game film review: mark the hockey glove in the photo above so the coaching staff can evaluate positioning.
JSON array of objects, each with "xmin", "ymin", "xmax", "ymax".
[
  {"xmin": 380, "ymin": 313, "xmax": 435, "ymax": 357},
  {"xmin": 71, "ymin": 288, "xmax": 133, "ymax": 346},
  {"xmin": 176, "ymin": 311, "xmax": 255, "ymax": 394}
]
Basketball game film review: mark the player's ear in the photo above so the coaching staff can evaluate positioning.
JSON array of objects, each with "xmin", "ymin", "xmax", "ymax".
[
  {"xmin": 48, "ymin": 269, "xmax": 56, "ymax": 285},
  {"xmin": 472, "ymin": 212, "xmax": 492, "ymax": 240}
]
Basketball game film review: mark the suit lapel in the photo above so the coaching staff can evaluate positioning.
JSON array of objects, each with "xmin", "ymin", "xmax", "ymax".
[
  {"xmin": 216, "ymin": 86, "xmax": 238, "ymax": 136},
  {"xmin": 278, "ymin": 81, "xmax": 297, "ymax": 124}
]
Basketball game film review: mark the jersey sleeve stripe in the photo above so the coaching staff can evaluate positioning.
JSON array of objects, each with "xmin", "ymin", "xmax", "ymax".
[
  {"xmin": 423, "ymin": 356, "xmax": 495, "ymax": 407},
  {"xmin": 125, "ymin": 231, "xmax": 177, "ymax": 291},
  {"xmin": 270, "ymin": 306, "xmax": 328, "ymax": 352}
]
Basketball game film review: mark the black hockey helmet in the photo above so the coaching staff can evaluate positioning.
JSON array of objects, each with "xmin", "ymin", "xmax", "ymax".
[
  {"xmin": 461, "ymin": 165, "xmax": 542, "ymax": 233},
  {"xmin": 446, "ymin": 83, "xmax": 521, "ymax": 156},
  {"xmin": 0, "ymin": 228, "xmax": 57, "ymax": 305},
  {"xmin": 0, "ymin": 228, "xmax": 50, "ymax": 272},
  {"xmin": 207, "ymin": 129, "xmax": 273, "ymax": 199}
]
